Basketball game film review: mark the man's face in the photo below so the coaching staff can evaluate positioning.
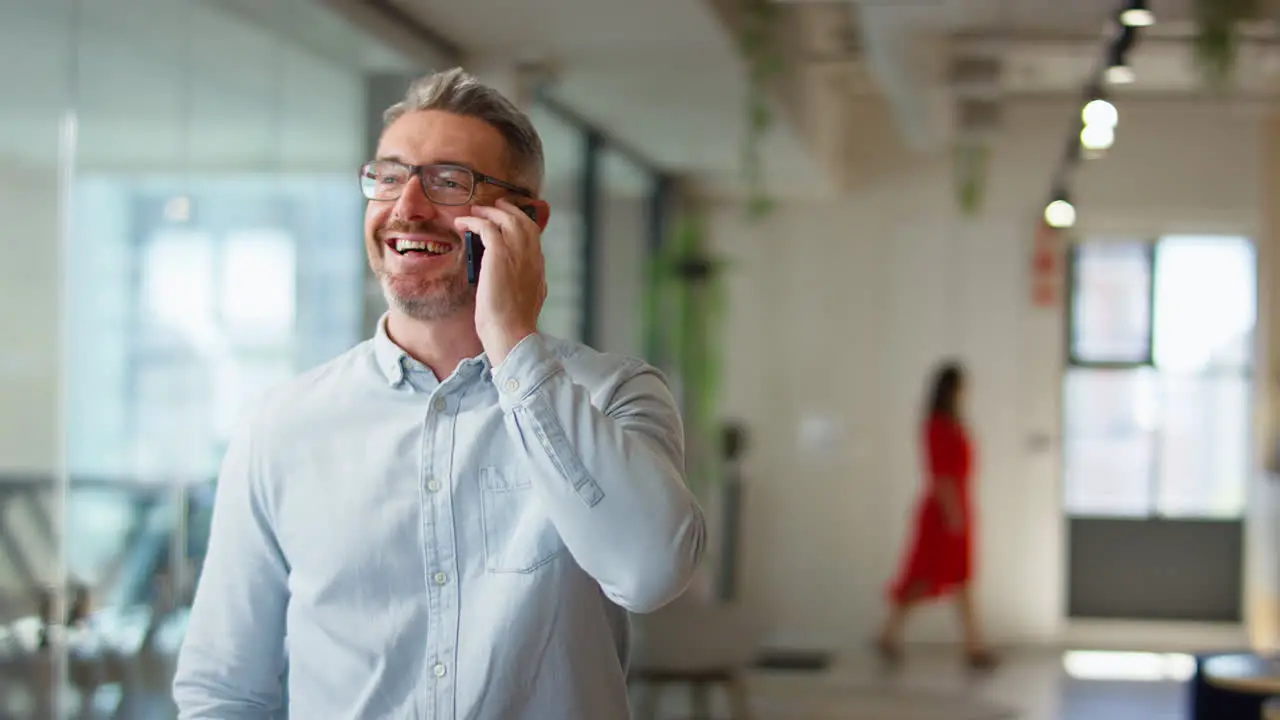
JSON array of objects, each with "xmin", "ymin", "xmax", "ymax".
[{"xmin": 364, "ymin": 110, "xmax": 514, "ymax": 321}]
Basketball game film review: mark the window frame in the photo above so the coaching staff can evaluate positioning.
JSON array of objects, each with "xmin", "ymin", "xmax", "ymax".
[
  {"xmin": 1062, "ymin": 236, "xmax": 1255, "ymax": 520},
  {"xmin": 1064, "ymin": 240, "xmax": 1157, "ymax": 370}
]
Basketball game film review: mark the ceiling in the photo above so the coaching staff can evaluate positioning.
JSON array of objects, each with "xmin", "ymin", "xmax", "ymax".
[
  {"xmin": 372, "ymin": 0, "xmax": 1280, "ymax": 198},
  {"xmin": 371, "ymin": 0, "xmax": 825, "ymax": 198},
  {"xmin": 0, "ymin": 0, "xmax": 821, "ymax": 199},
  {"xmin": 3, "ymin": 0, "xmax": 1277, "ymax": 200},
  {"xmin": 946, "ymin": 0, "xmax": 1280, "ymax": 95},
  {"xmin": 760, "ymin": 0, "xmax": 1280, "ymax": 175}
]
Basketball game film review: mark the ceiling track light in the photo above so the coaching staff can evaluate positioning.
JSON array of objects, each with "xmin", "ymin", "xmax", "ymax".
[
  {"xmin": 1105, "ymin": 64, "xmax": 1135, "ymax": 85},
  {"xmin": 1082, "ymin": 96, "xmax": 1119, "ymax": 128},
  {"xmin": 1104, "ymin": 25, "xmax": 1139, "ymax": 85},
  {"xmin": 1120, "ymin": 0, "xmax": 1155, "ymax": 28},
  {"xmin": 1044, "ymin": 192, "xmax": 1077, "ymax": 229},
  {"xmin": 1040, "ymin": 1, "xmax": 1144, "ymax": 236},
  {"xmin": 1081, "ymin": 123, "xmax": 1116, "ymax": 154}
]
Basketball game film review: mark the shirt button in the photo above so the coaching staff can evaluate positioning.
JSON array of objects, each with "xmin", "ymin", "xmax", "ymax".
[
  {"xmin": 434, "ymin": 572, "xmax": 448, "ymax": 585},
  {"xmin": 433, "ymin": 397, "xmax": 447, "ymax": 411},
  {"xmin": 504, "ymin": 378, "xmax": 520, "ymax": 393},
  {"xmin": 427, "ymin": 479, "xmax": 441, "ymax": 492},
  {"xmin": 434, "ymin": 663, "xmax": 447, "ymax": 678}
]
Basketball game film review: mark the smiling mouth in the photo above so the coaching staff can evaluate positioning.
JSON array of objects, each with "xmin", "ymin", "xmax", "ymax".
[{"xmin": 388, "ymin": 238, "xmax": 454, "ymax": 256}]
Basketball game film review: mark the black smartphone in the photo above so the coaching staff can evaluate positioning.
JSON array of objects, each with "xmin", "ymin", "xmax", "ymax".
[{"xmin": 466, "ymin": 205, "xmax": 538, "ymax": 285}]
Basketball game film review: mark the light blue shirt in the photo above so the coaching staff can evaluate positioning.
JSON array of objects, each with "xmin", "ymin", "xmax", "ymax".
[{"xmin": 172, "ymin": 318, "xmax": 706, "ymax": 719}]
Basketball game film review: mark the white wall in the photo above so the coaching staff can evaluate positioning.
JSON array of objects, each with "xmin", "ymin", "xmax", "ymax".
[{"xmin": 710, "ymin": 97, "xmax": 1266, "ymax": 651}]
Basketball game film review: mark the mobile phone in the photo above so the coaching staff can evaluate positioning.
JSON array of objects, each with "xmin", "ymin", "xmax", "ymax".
[{"xmin": 466, "ymin": 205, "xmax": 538, "ymax": 285}]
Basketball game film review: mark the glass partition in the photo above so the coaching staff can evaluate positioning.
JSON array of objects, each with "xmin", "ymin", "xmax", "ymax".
[
  {"xmin": 529, "ymin": 102, "xmax": 587, "ymax": 342},
  {"xmin": 0, "ymin": 0, "xmax": 418, "ymax": 715},
  {"xmin": 0, "ymin": 1, "xmax": 77, "ymax": 716},
  {"xmin": 0, "ymin": 3, "xmax": 666, "ymax": 711},
  {"xmin": 596, "ymin": 149, "xmax": 653, "ymax": 356}
]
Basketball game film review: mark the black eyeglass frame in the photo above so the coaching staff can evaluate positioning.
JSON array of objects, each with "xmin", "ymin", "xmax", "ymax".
[{"xmin": 358, "ymin": 160, "xmax": 534, "ymax": 205}]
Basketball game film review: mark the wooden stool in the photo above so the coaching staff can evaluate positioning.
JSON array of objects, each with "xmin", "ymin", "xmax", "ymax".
[
  {"xmin": 627, "ymin": 595, "xmax": 759, "ymax": 720},
  {"xmin": 629, "ymin": 666, "xmax": 752, "ymax": 720}
]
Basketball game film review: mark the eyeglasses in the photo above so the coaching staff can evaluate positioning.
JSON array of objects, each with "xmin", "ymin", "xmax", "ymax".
[{"xmin": 359, "ymin": 160, "xmax": 533, "ymax": 205}]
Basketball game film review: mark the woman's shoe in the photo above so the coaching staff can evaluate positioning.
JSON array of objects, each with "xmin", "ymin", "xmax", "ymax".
[
  {"xmin": 874, "ymin": 636, "xmax": 904, "ymax": 667},
  {"xmin": 965, "ymin": 649, "xmax": 999, "ymax": 672}
]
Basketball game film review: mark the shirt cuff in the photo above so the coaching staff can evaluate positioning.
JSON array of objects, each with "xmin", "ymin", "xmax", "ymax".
[{"xmin": 491, "ymin": 334, "xmax": 562, "ymax": 409}]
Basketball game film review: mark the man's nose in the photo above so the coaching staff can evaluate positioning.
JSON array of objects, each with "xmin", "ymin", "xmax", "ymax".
[{"xmin": 393, "ymin": 178, "xmax": 438, "ymax": 222}]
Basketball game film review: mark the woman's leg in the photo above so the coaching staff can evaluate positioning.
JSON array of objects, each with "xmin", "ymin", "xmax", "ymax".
[
  {"xmin": 954, "ymin": 584, "xmax": 997, "ymax": 668},
  {"xmin": 878, "ymin": 581, "xmax": 926, "ymax": 655},
  {"xmin": 953, "ymin": 584, "xmax": 984, "ymax": 651}
]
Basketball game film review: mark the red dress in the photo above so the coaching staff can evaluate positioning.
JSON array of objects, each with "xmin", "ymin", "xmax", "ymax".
[{"xmin": 887, "ymin": 414, "xmax": 974, "ymax": 604}]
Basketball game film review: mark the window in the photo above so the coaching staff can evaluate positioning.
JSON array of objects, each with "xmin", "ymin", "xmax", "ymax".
[
  {"xmin": 1069, "ymin": 243, "xmax": 1152, "ymax": 364},
  {"xmin": 1063, "ymin": 236, "xmax": 1255, "ymax": 519},
  {"xmin": 67, "ymin": 176, "xmax": 365, "ymax": 481}
]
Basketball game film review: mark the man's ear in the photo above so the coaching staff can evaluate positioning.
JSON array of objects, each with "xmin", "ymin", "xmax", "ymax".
[{"xmin": 527, "ymin": 199, "xmax": 551, "ymax": 231}]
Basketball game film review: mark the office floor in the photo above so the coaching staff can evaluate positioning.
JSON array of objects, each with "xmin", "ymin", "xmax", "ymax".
[
  {"xmin": 641, "ymin": 647, "xmax": 1187, "ymax": 720},
  {"xmin": 0, "ymin": 647, "xmax": 1188, "ymax": 719}
]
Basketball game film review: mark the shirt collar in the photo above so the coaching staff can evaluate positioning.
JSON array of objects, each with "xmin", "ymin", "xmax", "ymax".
[
  {"xmin": 373, "ymin": 313, "xmax": 409, "ymax": 386},
  {"xmin": 371, "ymin": 312, "xmax": 493, "ymax": 387}
]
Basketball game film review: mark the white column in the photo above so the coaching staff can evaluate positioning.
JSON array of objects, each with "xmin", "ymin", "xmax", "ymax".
[{"xmin": 1249, "ymin": 114, "xmax": 1280, "ymax": 653}]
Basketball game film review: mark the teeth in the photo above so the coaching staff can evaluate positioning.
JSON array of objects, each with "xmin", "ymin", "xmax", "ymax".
[{"xmin": 394, "ymin": 239, "xmax": 451, "ymax": 255}]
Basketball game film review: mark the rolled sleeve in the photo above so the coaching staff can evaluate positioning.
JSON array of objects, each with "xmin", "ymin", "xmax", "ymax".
[{"xmin": 491, "ymin": 334, "xmax": 565, "ymax": 410}]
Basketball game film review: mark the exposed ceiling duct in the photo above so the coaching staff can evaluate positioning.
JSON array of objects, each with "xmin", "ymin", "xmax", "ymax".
[
  {"xmin": 724, "ymin": 0, "xmax": 964, "ymax": 168},
  {"xmin": 948, "ymin": 47, "xmax": 1005, "ymax": 143},
  {"xmin": 702, "ymin": 0, "xmax": 874, "ymax": 190},
  {"xmin": 847, "ymin": 0, "xmax": 952, "ymax": 152}
]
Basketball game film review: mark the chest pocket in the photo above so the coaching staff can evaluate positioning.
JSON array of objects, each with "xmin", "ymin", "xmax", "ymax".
[{"xmin": 479, "ymin": 466, "xmax": 565, "ymax": 573}]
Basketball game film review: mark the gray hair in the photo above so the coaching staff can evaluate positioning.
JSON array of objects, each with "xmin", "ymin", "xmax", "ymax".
[{"xmin": 383, "ymin": 67, "xmax": 545, "ymax": 194}]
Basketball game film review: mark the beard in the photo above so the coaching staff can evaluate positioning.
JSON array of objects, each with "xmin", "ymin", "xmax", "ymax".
[
  {"xmin": 378, "ymin": 271, "xmax": 473, "ymax": 321},
  {"xmin": 373, "ymin": 220, "xmax": 475, "ymax": 321}
]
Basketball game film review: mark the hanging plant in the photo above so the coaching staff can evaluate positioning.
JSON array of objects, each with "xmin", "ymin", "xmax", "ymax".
[
  {"xmin": 641, "ymin": 206, "xmax": 730, "ymax": 500},
  {"xmin": 736, "ymin": 0, "xmax": 784, "ymax": 220},
  {"xmin": 953, "ymin": 141, "xmax": 989, "ymax": 216},
  {"xmin": 1193, "ymin": 0, "xmax": 1261, "ymax": 91}
]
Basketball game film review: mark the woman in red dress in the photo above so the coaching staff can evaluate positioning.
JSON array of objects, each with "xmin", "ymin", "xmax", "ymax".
[{"xmin": 876, "ymin": 361, "xmax": 996, "ymax": 669}]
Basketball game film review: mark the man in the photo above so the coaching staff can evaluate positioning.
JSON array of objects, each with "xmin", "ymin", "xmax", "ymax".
[{"xmin": 173, "ymin": 67, "xmax": 706, "ymax": 720}]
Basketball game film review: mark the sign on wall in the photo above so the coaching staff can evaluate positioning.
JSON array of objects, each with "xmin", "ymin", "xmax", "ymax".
[{"xmin": 1032, "ymin": 218, "xmax": 1064, "ymax": 307}]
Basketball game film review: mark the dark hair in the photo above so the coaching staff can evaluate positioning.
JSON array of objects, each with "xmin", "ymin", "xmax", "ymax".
[{"xmin": 926, "ymin": 360, "xmax": 965, "ymax": 420}]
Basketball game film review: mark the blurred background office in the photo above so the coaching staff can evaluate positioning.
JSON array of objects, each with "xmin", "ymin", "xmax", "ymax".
[{"xmin": 0, "ymin": 0, "xmax": 1278, "ymax": 718}]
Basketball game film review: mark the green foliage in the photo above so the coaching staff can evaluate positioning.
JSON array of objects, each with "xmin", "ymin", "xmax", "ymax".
[
  {"xmin": 736, "ymin": 0, "xmax": 784, "ymax": 221},
  {"xmin": 953, "ymin": 142, "xmax": 989, "ymax": 216},
  {"xmin": 640, "ymin": 208, "xmax": 729, "ymax": 499},
  {"xmin": 1193, "ymin": 0, "xmax": 1261, "ymax": 91}
]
